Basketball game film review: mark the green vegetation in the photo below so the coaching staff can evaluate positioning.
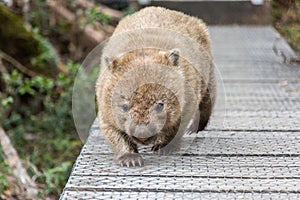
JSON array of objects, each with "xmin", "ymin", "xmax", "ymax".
[
  {"xmin": 85, "ymin": 7, "xmax": 112, "ymax": 25},
  {"xmin": 0, "ymin": 2, "xmax": 85, "ymax": 198},
  {"xmin": 272, "ymin": 0, "xmax": 300, "ymax": 56},
  {"xmin": 0, "ymin": 0, "xmax": 128, "ymax": 198},
  {"xmin": 0, "ymin": 147, "xmax": 11, "ymax": 194},
  {"xmin": 1, "ymin": 62, "xmax": 82, "ymax": 197}
]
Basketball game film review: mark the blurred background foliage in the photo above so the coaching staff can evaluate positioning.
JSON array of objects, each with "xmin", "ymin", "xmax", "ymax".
[
  {"xmin": 272, "ymin": 0, "xmax": 300, "ymax": 56},
  {"xmin": 0, "ymin": 0, "xmax": 299, "ymax": 199},
  {"xmin": 0, "ymin": 0, "xmax": 135, "ymax": 199}
]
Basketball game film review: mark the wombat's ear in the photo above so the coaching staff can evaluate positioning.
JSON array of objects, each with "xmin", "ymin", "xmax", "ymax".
[
  {"xmin": 103, "ymin": 56, "xmax": 112, "ymax": 68},
  {"xmin": 102, "ymin": 56, "xmax": 116, "ymax": 71},
  {"xmin": 168, "ymin": 48, "xmax": 180, "ymax": 66}
]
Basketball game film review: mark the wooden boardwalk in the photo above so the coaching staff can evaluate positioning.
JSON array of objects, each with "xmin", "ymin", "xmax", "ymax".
[{"xmin": 60, "ymin": 26, "xmax": 300, "ymax": 199}]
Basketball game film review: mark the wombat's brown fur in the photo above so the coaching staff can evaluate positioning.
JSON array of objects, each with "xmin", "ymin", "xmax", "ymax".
[{"xmin": 96, "ymin": 7, "xmax": 216, "ymax": 167}]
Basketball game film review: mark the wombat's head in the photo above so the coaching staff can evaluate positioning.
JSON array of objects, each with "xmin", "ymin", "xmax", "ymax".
[
  {"xmin": 105, "ymin": 49, "xmax": 184, "ymax": 144},
  {"xmin": 122, "ymin": 83, "xmax": 180, "ymax": 144}
]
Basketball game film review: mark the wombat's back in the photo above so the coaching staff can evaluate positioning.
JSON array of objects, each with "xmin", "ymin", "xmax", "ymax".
[{"xmin": 114, "ymin": 7, "xmax": 210, "ymax": 52}]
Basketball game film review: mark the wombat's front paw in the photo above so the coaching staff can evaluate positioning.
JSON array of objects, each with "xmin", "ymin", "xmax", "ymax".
[
  {"xmin": 151, "ymin": 142, "xmax": 180, "ymax": 155},
  {"xmin": 115, "ymin": 153, "xmax": 144, "ymax": 167}
]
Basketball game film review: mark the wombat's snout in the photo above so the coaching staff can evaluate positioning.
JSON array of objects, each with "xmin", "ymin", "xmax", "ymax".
[
  {"xmin": 129, "ymin": 124, "xmax": 157, "ymax": 144},
  {"xmin": 129, "ymin": 124, "xmax": 156, "ymax": 137}
]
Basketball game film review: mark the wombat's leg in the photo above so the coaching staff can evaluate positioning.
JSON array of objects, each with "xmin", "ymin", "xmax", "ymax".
[
  {"xmin": 102, "ymin": 126, "xmax": 144, "ymax": 167},
  {"xmin": 198, "ymin": 88, "xmax": 213, "ymax": 131},
  {"xmin": 151, "ymin": 130, "xmax": 181, "ymax": 155}
]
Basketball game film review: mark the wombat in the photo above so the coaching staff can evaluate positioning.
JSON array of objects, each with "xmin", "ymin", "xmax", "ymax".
[{"xmin": 96, "ymin": 7, "xmax": 216, "ymax": 167}]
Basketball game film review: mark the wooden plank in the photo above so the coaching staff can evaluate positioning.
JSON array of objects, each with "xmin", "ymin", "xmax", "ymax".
[
  {"xmin": 89, "ymin": 116, "xmax": 300, "ymax": 132},
  {"xmin": 209, "ymin": 26, "xmax": 295, "ymax": 61},
  {"xmin": 213, "ymin": 82, "xmax": 300, "ymax": 112},
  {"xmin": 218, "ymin": 83, "xmax": 300, "ymax": 97},
  {"xmin": 71, "ymin": 154, "xmax": 299, "ymax": 178},
  {"xmin": 61, "ymin": 191, "xmax": 300, "ymax": 200},
  {"xmin": 64, "ymin": 176, "xmax": 300, "ymax": 193},
  {"xmin": 209, "ymin": 26, "xmax": 290, "ymax": 50},
  {"xmin": 216, "ymin": 62, "xmax": 300, "ymax": 81},
  {"xmin": 211, "ymin": 111, "xmax": 300, "ymax": 117},
  {"xmin": 82, "ymin": 129, "xmax": 300, "ymax": 155},
  {"xmin": 214, "ymin": 101, "xmax": 300, "ymax": 112},
  {"xmin": 75, "ymin": 153, "xmax": 300, "ymax": 168},
  {"xmin": 207, "ymin": 116, "xmax": 300, "ymax": 130}
]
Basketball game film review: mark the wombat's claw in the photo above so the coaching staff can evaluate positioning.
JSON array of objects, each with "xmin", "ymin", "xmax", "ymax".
[{"xmin": 116, "ymin": 153, "xmax": 144, "ymax": 167}]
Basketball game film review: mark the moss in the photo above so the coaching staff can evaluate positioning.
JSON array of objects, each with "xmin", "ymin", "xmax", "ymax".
[
  {"xmin": 0, "ymin": 6, "xmax": 40, "ymax": 64},
  {"xmin": 0, "ymin": 6, "xmax": 58, "ymax": 76},
  {"xmin": 282, "ymin": 25, "xmax": 300, "ymax": 52}
]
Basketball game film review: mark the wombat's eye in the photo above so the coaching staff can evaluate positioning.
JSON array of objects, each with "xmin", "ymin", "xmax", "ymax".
[
  {"xmin": 155, "ymin": 102, "xmax": 164, "ymax": 112},
  {"xmin": 122, "ymin": 104, "xmax": 129, "ymax": 112}
]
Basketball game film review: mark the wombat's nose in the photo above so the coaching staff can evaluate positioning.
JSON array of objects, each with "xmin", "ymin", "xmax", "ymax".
[
  {"xmin": 133, "ymin": 137, "xmax": 148, "ymax": 143},
  {"xmin": 133, "ymin": 124, "xmax": 154, "ymax": 138},
  {"xmin": 131, "ymin": 135, "xmax": 156, "ymax": 144}
]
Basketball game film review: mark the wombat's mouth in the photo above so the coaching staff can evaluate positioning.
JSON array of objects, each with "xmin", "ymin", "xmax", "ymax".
[{"xmin": 131, "ymin": 135, "xmax": 157, "ymax": 145}]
